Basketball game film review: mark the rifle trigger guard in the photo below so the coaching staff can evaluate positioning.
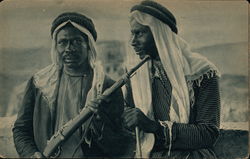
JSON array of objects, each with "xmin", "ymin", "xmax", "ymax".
[{"xmin": 50, "ymin": 146, "xmax": 62, "ymax": 158}]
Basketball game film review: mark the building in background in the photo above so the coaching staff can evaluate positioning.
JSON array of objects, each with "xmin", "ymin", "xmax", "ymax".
[{"xmin": 97, "ymin": 40, "xmax": 126, "ymax": 80}]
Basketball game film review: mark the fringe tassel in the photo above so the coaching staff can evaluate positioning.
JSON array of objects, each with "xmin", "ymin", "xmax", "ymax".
[
  {"xmin": 194, "ymin": 69, "xmax": 217, "ymax": 87},
  {"xmin": 159, "ymin": 121, "xmax": 173, "ymax": 157},
  {"xmin": 187, "ymin": 81, "xmax": 195, "ymax": 108}
]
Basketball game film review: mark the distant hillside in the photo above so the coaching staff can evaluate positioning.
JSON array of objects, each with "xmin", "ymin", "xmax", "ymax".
[
  {"xmin": 193, "ymin": 42, "xmax": 247, "ymax": 76},
  {"xmin": 220, "ymin": 74, "xmax": 248, "ymax": 88},
  {"xmin": 0, "ymin": 47, "xmax": 51, "ymax": 75},
  {"xmin": 0, "ymin": 47, "xmax": 51, "ymax": 115},
  {"xmin": 219, "ymin": 74, "xmax": 248, "ymax": 122}
]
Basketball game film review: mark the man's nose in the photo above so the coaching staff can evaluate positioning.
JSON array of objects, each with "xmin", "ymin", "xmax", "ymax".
[
  {"xmin": 130, "ymin": 35, "xmax": 137, "ymax": 47},
  {"xmin": 65, "ymin": 41, "xmax": 75, "ymax": 52}
]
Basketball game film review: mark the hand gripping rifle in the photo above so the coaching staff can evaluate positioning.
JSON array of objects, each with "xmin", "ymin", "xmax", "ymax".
[{"xmin": 43, "ymin": 55, "xmax": 150, "ymax": 158}]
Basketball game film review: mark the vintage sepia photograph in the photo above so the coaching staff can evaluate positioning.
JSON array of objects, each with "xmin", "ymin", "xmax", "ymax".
[{"xmin": 0, "ymin": 0, "xmax": 248, "ymax": 158}]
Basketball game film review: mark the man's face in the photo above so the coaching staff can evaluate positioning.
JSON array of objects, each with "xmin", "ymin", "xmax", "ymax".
[
  {"xmin": 56, "ymin": 27, "xmax": 89, "ymax": 70},
  {"xmin": 130, "ymin": 19, "xmax": 157, "ymax": 59}
]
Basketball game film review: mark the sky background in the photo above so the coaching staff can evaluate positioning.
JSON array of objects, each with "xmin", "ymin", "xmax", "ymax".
[{"xmin": 0, "ymin": 0, "xmax": 248, "ymax": 48}]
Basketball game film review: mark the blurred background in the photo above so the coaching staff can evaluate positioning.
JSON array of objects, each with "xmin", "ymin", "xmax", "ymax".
[{"xmin": 0, "ymin": 0, "xmax": 248, "ymax": 122}]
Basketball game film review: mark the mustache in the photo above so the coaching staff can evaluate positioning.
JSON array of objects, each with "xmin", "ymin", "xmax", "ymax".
[
  {"xmin": 64, "ymin": 50, "xmax": 77, "ymax": 54},
  {"xmin": 63, "ymin": 55, "xmax": 79, "ymax": 60},
  {"xmin": 62, "ymin": 51, "xmax": 78, "ymax": 56}
]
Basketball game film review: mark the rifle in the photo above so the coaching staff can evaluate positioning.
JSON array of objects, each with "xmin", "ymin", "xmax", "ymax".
[{"xmin": 43, "ymin": 55, "xmax": 150, "ymax": 157}]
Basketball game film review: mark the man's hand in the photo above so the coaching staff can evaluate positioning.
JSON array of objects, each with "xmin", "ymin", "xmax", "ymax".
[
  {"xmin": 86, "ymin": 97, "xmax": 102, "ymax": 113},
  {"xmin": 86, "ymin": 94, "xmax": 108, "ymax": 112},
  {"xmin": 86, "ymin": 95, "xmax": 111, "ymax": 120},
  {"xmin": 122, "ymin": 107, "xmax": 160, "ymax": 133}
]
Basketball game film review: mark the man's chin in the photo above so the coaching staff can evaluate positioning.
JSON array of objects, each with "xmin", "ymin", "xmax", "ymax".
[
  {"xmin": 139, "ymin": 54, "xmax": 146, "ymax": 59},
  {"xmin": 64, "ymin": 62, "xmax": 78, "ymax": 69},
  {"xmin": 136, "ymin": 53, "xmax": 147, "ymax": 59},
  {"xmin": 135, "ymin": 51, "xmax": 147, "ymax": 59}
]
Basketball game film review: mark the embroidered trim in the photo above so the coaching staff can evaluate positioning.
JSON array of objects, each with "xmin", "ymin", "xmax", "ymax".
[
  {"xmin": 185, "ymin": 65, "xmax": 221, "ymax": 82},
  {"xmin": 159, "ymin": 120, "xmax": 173, "ymax": 157}
]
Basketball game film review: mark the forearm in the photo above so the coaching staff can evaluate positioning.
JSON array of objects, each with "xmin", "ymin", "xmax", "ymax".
[
  {"xmin": 154, "ymin": 121, "xmax": 219, "ymax": 150},
  {"xmin": 172, "ymin": 123, "xmax": 219, "ymax": 149},
  {"xmin": 13, "ymin": 125, "xmax": 38, "ymax": 157}
]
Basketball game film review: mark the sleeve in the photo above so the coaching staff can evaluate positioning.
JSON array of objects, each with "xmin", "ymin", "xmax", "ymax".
[
  {"xmin": 12, "ymin": 77, "xmax": 39, "ymax": 157},
  {"xmin": 157, "ymin": 76, "xmax": 220, "ymax": 150}
]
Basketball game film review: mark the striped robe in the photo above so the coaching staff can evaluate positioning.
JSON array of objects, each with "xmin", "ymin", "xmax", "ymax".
[{"xmin": 124, "ymin": 61, "xmax": 220, "ymax": 159}]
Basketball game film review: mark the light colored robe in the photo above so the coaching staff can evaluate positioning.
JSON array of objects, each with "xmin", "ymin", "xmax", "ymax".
[{"xmin": 54, "ymin": 71, "xmax": 93, "ymax": 157}]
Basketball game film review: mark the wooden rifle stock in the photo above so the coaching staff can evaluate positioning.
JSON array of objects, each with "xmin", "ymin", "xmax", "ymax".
[{"xmin": 43, "ymin": 55, "xmax": 150, "ymax": 157}]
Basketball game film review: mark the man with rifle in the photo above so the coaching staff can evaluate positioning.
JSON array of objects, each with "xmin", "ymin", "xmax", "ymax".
[
  {"xmin": 12, "ymin": 12, "xmax": 126, "ymax": 158},
  {"xmin": 123, "ymin": 1, "xmax": 221, "ymax": 158}
]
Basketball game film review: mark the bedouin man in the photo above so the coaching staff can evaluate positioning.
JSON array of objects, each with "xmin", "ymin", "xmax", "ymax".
[
  {"xmin": 123, "ymin": 1, "xmax": 221, "ymax": 159},
  {"xmin": 12, "ymin": 12, "xmax": 125, "ymax": 158}
]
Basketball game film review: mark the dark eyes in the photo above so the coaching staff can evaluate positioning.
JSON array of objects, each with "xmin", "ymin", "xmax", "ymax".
[
  {"xmin": 57, "ymin": 38, "xmax": 86, "ymax": 46},
  {"xmin": 57, "ymin": 40, "xmax": 67, "ymax": 46},
  {"xmin": 73, "ymin": 39, "xmax": 84, "ymax": 45},
  {"xmin": 131, "ymin": 30, "xmax": 147, "ymax": 38}
]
